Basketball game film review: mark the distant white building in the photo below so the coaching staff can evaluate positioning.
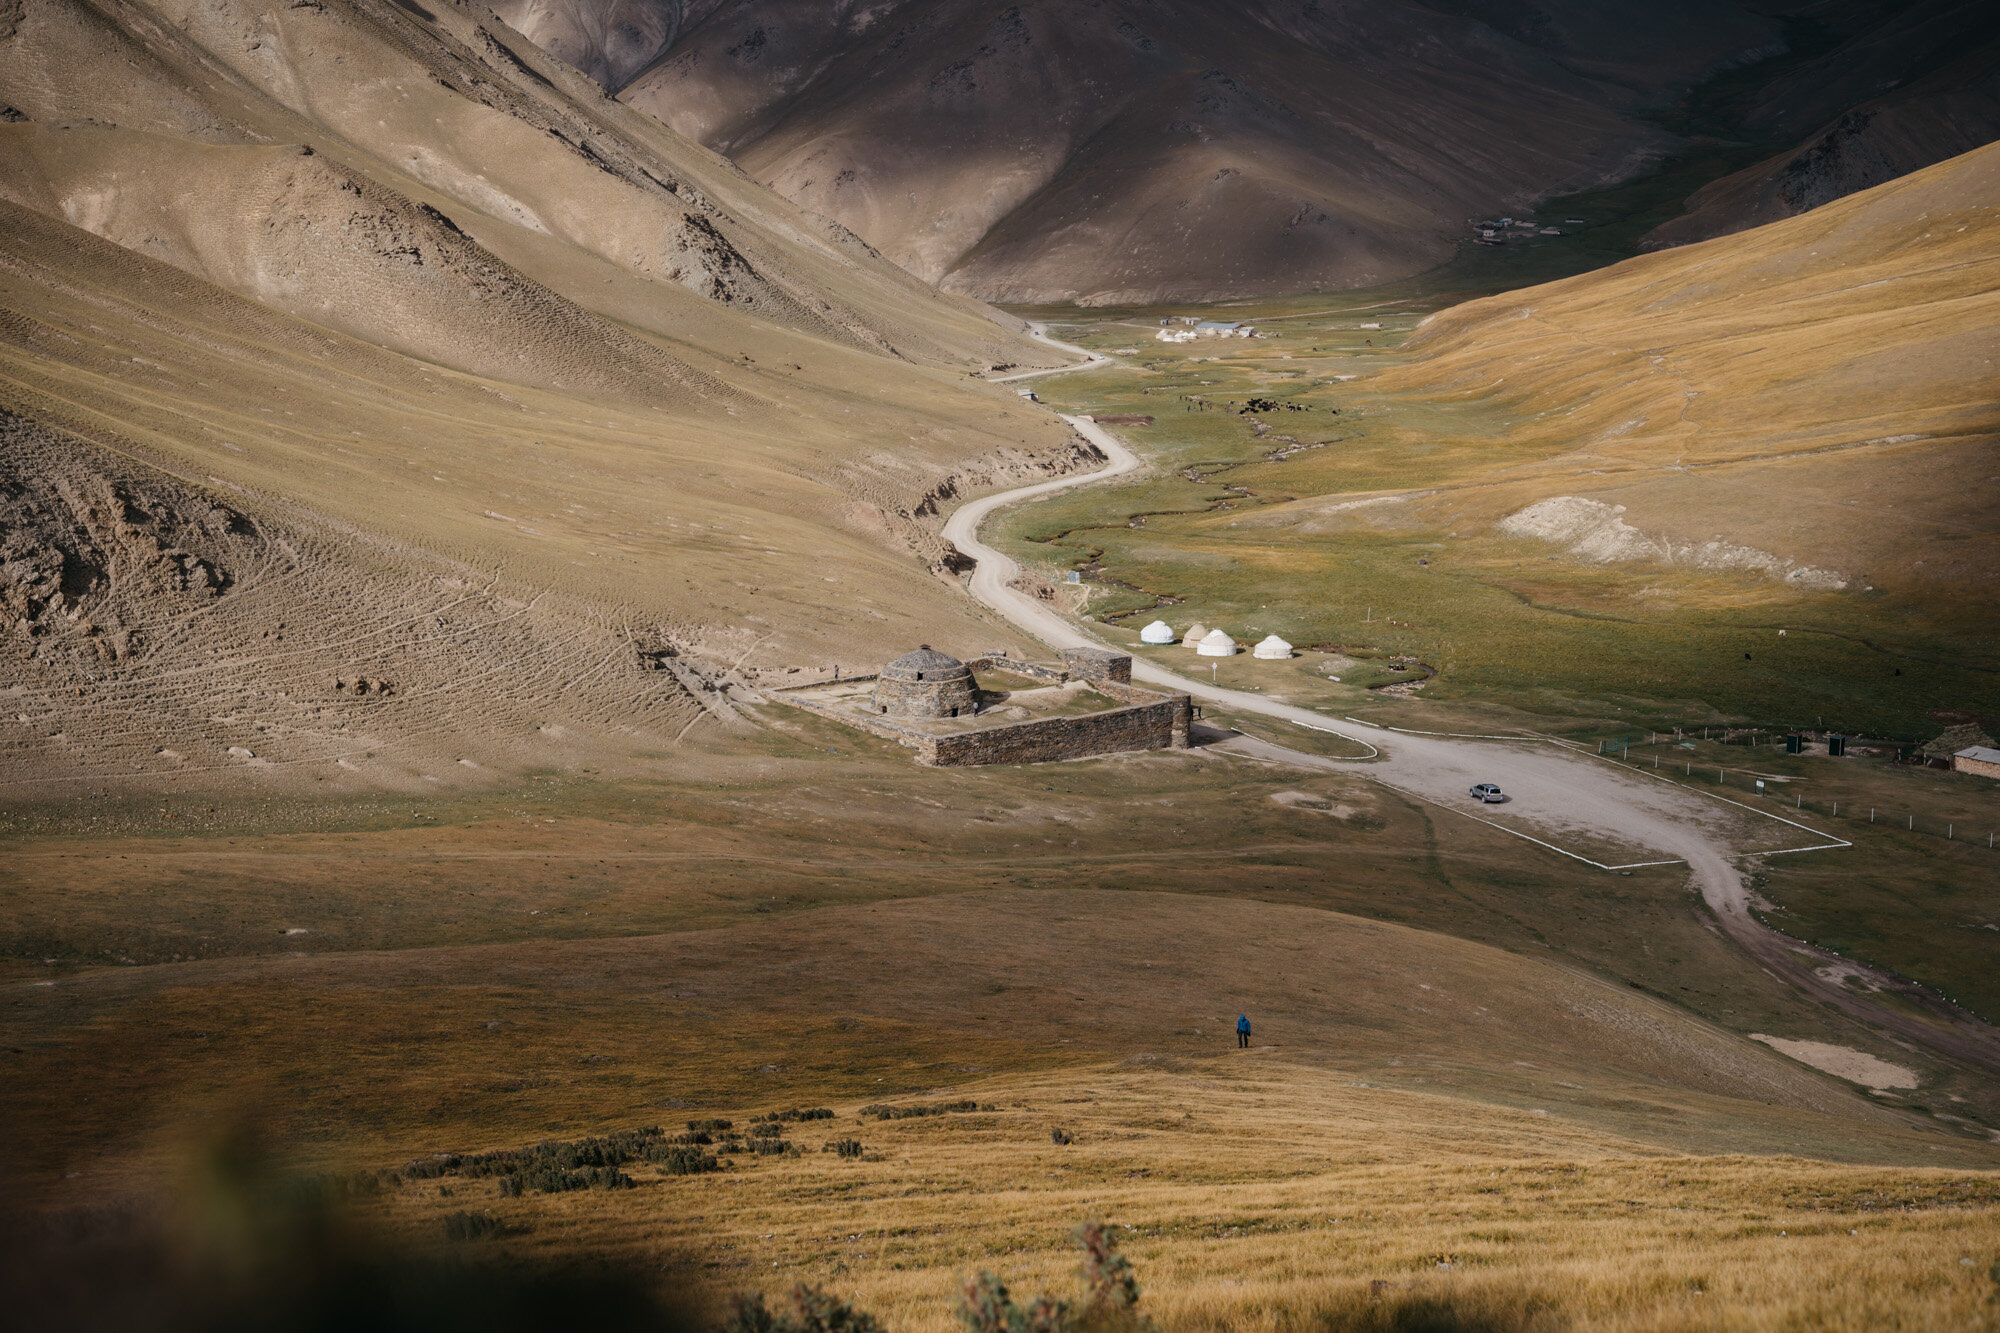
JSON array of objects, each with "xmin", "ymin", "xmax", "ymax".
[
  {"xmin": 1182, "ymin": 622, "xmax": 1208, "ymax": 649},
  {"xmin": 1196, "ymin": 628, "xmax": 1238, "ymax": 656},
  {"xmin": 1155, "ymin": 328, "xmax": 1196, "ymax": 343},
  {"xmin": 1194, "ymin": 321, "xmax": 1252, "ymax": 338},
  {"xmin": 1252, "ymin": 634, "xmax": 1293, "ymax": 659},
  {"xmin": 1139, "ymin": 620, "xmax": 1175, "ymax": 644}
]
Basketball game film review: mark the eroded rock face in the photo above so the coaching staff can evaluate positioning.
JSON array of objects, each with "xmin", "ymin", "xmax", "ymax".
[
  {"xmin": 662, "ymin": 211, "xmax": 761, "ymax": 302},
  {"xmin": 0, "ymin": 410, "xmax": 715, "ymax": 792},
  {"xmin": 0, "ymin": 410, "xmax": 242, "ymax": 666},
  {"xmin": 486, "ymin": 0, "xmax": 684, "ymax": 91}
]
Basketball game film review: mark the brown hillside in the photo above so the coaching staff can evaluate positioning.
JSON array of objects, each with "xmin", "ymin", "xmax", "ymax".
[
  {"xmin": 615, "ymin": 0, "xmax": 1780, "ymax": 303},
  {"xmin": 0, "ymin": 0, "xmax": 1097, "ymax": 793},
  {"xmin": 1360, "ymin": 140, "xmax": 2000, "ymax": 602},
  {"xmin": 1648, "ymin": 1, "xmax": 2000, "ymax": 249}
]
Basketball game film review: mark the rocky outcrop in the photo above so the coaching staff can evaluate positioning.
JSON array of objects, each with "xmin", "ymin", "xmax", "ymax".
[{"xmin": 0, "ymin": 411, "xmax": 243, "ymax": 668}]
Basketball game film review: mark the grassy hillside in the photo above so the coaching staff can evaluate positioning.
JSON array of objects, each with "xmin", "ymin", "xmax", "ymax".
[
  {"xmin": 1004, "ymin": 143, "xmax": 2000, "ymax": 739},
  {"xmin": 9, "ymin": 868, "xmax": 1999, "ymax": 1327}
]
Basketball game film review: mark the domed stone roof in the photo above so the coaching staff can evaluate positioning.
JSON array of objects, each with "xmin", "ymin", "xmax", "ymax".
[{"xmin": 884, "ymin": 645, "xmax": 968, "ymax": 676}]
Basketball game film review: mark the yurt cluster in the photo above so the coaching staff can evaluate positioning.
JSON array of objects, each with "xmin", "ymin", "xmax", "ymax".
[{"xmin": 1138, "ymin": 620, "xmax": 1293, "ymax": 659}]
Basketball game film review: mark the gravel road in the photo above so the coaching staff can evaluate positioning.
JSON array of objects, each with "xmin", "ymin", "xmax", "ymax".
[{"xmin": 944, "ymin": 332, "xmax": 2000, "ymax": 1078}]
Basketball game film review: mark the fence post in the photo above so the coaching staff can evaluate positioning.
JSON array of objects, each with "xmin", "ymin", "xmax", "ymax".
[{"xmin": 1909, "ymin": 815, "xmax": 1914, "ymax": 830}]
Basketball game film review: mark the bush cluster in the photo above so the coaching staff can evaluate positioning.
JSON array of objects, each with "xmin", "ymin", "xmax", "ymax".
[
  {"xmin": 399, "ymin": 1126, "xmax": 727, "ymax": 1195},
  {"xmin": 726, "ymin": 1286, "xmax": 885, "ymax": 1333},
  {"xmin": 856, "ymin": 1100, "xmax": 994, "ymax": 1121},
  {"xmin": 497, "ymin": 1165, "xmax": 632, "ymax": 1196},
  {"xmin": 727, "ymin": 1221, "xmax": 1152, "ymax": 1333},
  {"xmin": 651, "ymin": 1144, "xmax": 722, "ymax": 1176},
  {"xmin": 290, "ymin": 1169, "xmax": 393, "ymax": 1201},
  {"xmin": 384, "ymin": 1115, "xmax": 834, "ymax": 1199},
  {"xmin": 441, "ymin": 1210, "xmax": 505, "ymax": 1241},
  {"xmin": 824, "ymin": 1139, "xmax": 865, "ymax": 1159},
  {"xmin": 753, "ymin": 1107, "xmax": 835, "ymax": 1124},
  {"xmin": 957, "ymin": 1223, "xmax": 1152, "ymax": 1333}
]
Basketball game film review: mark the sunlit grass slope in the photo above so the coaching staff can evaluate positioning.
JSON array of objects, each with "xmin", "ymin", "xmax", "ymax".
[{"xmin": 1004, "ymin": 143, "xmax": 2000, "ymax": 736}]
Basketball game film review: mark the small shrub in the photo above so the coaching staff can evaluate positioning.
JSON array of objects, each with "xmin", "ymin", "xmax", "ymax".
[
  {"xmin": 651, "ymin": 1144, "xmax": 722, "ymax": 1175},
  {"xmin": 825, "ymin": 1139, "xmax": 865, "ymax": 1159},
  {"xmin": 754, "ymin": 1107, "xmax": 835, "ymax": 1124},
  {"xmin": 401, "ymin": 1154, "xmax": 463, "ymax": 1180},
  {"xmin": 688, "ymin": 1118, "xmax": 734, "ymax": 1134},
  {"xmin": 753, "ymin": 1137, "xmax": 796, "ymax": 1157},
  {"xmin": 958, "ymin": 1273, "xmax": 1068, "ymax": 1333},
  {"xmin": 441, "ymin": 1210, "xmax": 504, "ymax": 1241},
  {"xmin": 1051, "ymin": 1128, "xmax": 1074, "ymax": 1146},
  {"xmin": 287, "ymin": 1169, "xmax": 387, "ymax": 1204},
  {"xmin": 857, "ymin": 1100, "xmax": 994, "ymax": 1121},
  {"xmin": 726, "ymin": 1285, "xmax": 886, "ymax": 1333},
  {"xmin": 954, "ymin": 1220, "xmax": 1152, "ymax": 1333}
]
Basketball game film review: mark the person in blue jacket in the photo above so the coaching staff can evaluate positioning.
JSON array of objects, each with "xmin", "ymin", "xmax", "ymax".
[{"xmin": 1236, "ymin": 1014, "xmax": 1251, "ymax": 1049}]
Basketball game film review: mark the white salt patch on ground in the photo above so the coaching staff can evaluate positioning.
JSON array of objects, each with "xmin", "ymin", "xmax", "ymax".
[
  {"xmin": 1498, "ymin": 496, "xmax": 1847, "ymax": 589},
  {"xmin": 1749, "ymin": 1034, "xmax": 1918, "ymax": 1089}
]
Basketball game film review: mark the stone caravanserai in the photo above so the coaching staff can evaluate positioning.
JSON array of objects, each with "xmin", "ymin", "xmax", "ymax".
[
  {"xmin": 775, "ymin": 646, "xmax": 1193, "ymax": 766},
  {"xmin": 871, "ymin": 646, "xmax": 978, "ymax": 719}
]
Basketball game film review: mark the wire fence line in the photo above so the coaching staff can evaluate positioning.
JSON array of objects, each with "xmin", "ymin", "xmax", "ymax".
[{"xmin": 1594, "ymin": 744, "xmax": 1998, "ymax": 850}]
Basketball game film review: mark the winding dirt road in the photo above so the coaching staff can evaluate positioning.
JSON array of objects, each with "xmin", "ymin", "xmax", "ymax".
[{"xmin": 946, "ymin": 330, "xmax": 2000, "ymax": 1081}]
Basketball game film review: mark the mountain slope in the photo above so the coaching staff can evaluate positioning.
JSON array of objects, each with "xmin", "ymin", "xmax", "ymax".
[
  {"xmin": 1364, "ymin": 140, "xmax": 2000, "ymax": 605},
  {"xmin": 614, "ymin": 0, "xmax": 1781, "ymax": 304},
  {"xmin": 0, "ymin": 0, "xmax": 1091, "ymax": 794},
  {"xmin": 1647, "ymin": 0, "xmax": 2000, "ymax": 249}
]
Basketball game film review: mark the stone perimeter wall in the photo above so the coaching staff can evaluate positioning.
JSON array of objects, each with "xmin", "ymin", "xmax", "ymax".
[
  {"xmin": 928, "ymin": 691, "xmax": 1189, "ymax": 766},
  {"xmin": 770, "ymin": 664, "xmax": 1191, "ymax": 766}
]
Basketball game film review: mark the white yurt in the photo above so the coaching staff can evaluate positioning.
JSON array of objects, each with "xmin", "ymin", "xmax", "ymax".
[
  {"xmin": 1252, "ymin": 634, "xmax": 1294, "ymax": 659},
  {"xmin": 1139, "ymin": 620, "xmax": 1175, "ymax": 645},
  {"xmin": 1196, "ymin": 628, "xmax": 1238, "ymax": 657},
  {"xmin": 1182, "ymin": 622, "xmax": 1208, "ymax": 648}
]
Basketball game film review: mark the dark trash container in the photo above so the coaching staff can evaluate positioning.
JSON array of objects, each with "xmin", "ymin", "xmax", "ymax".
[
  {"xmin": 1828, "ymin": 734, "xmax": 1847, "ymax": 757},
  {"xmin": 1785, "ymin": 733, "xmax": 1805, "ymax": 754}
]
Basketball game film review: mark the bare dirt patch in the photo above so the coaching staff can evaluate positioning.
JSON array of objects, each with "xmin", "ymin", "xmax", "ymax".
[{"xmin": 1750, "ymin": 1035, "xmax": 1920, "ymax": 1090}]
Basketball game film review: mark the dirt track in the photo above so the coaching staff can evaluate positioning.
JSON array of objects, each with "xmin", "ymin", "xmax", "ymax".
[{"xmin": 943, "ymin": 358, "xmax": 2000, "ymax": 1083}]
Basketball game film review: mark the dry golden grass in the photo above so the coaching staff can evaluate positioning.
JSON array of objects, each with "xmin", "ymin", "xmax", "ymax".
[
  {"xmin": 11, "ymin": 888, "xmax": 1989, "ymax": 1193},
  {"xmin": 1364, "ymin": 141, "xmax": 2000, "ymax": 602},
  {"xmin": 345, "ymin": 1061, "xmax": 2000, "ymax": 1332}
]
